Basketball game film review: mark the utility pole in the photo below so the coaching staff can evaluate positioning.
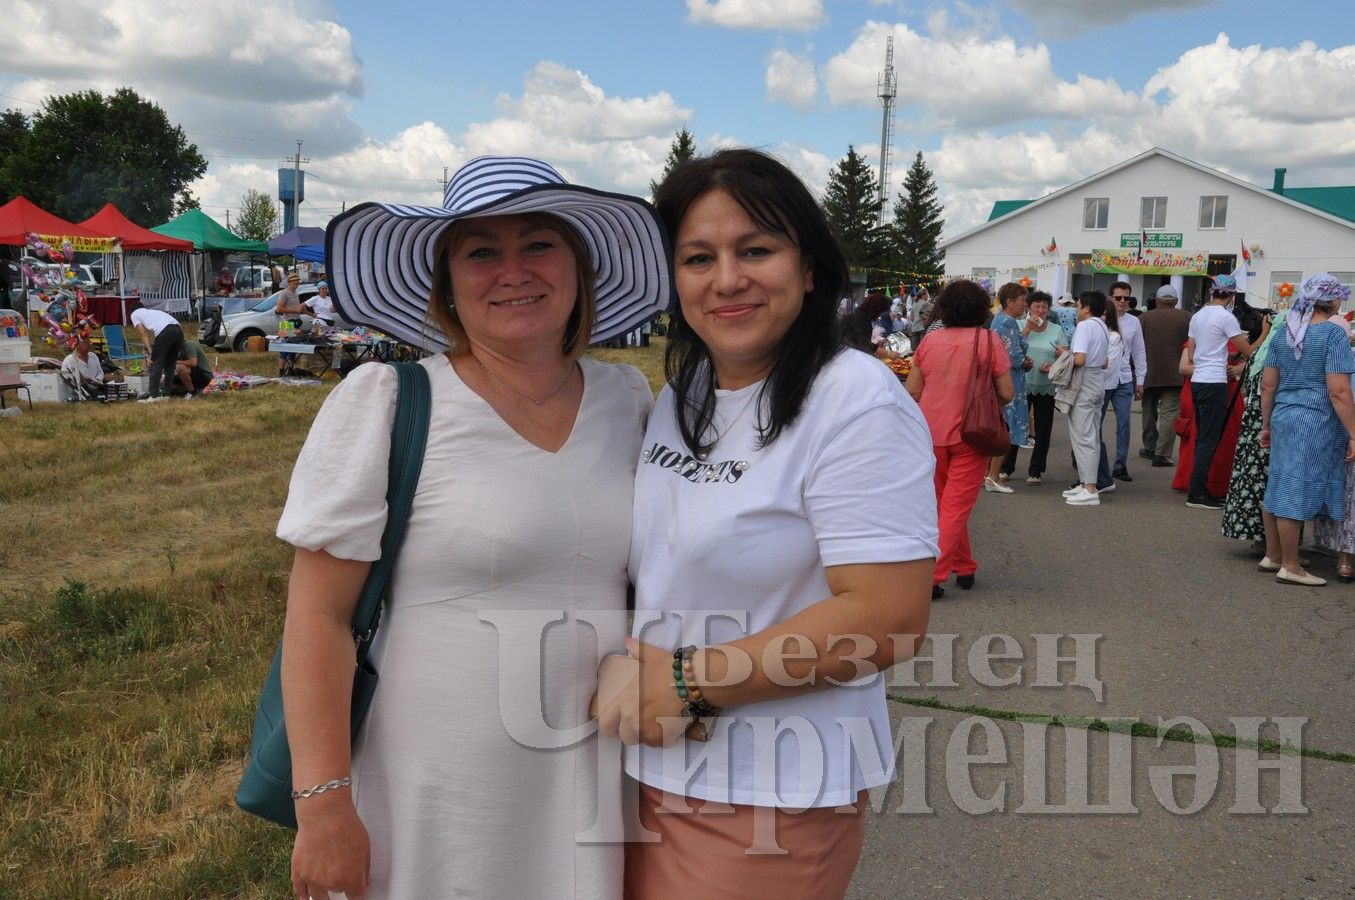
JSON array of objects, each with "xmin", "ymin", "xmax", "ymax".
[
  {"xmin": 226, "ymin": 209, "xmax": 231, "ymax": 230},
  {"xmin": 438, "ymin": 166, "xmax": 449, "ymax": 200},
  {"xmin": 293, "ymin": 140, "xmax": 307, "ymax": 227},
  {"xmin": 876, "ymin": 36, "xmax": 897, "ymax": 224}
]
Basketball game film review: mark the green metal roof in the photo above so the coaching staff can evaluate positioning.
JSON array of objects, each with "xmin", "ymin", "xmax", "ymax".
[
  {"xmin": 1281, "ymin": 186, "xmax": 1355, "ymax": 224},
  {"xmin": 988, "ymin": 199, "xmax": 1033, "ymax": 221}
]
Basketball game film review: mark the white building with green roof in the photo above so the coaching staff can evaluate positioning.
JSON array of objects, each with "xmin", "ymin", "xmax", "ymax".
[{"xmin": 941, "ymin": 148, "xmax": 1355, "ymax": 310}]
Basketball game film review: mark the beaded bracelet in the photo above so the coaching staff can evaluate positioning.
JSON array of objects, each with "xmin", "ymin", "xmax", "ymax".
[
  {"xmin": 673, "ymin": 646, "xmax": 721, "ymax": 742},
  {"xmin": 291, "ymin": 776, "xmax": 352, "ymax": 800}
]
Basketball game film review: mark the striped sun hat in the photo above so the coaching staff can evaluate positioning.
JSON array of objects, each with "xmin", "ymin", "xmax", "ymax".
[{"xmin": 325, "ymin": 156, "xmax": 672, "ymax": 351}]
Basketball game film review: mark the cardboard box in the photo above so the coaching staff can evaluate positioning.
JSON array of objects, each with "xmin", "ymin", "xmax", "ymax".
[{"xmin": 0, "ymin": 338, "xmax": 29, "ymax": 364}]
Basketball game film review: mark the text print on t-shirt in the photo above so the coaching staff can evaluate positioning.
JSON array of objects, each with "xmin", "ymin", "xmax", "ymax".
[{"xmin": 641, "ymin": 442, "xmax": 750, "ymax": 484}]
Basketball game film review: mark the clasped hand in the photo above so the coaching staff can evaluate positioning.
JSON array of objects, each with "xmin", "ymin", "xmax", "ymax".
[{"xmin": 591, "ymin": 637, "xmax": 690, "ymax": 748}]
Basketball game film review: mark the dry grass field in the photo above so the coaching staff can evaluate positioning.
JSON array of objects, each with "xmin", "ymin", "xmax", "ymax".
[{"xmin": 0, "ymin": 336, "xmax": 667, "ymax": 897}]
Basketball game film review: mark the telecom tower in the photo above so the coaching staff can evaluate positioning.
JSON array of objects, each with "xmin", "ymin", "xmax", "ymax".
[{"xmin": 876, "ymin": 36, "xmax": 897, "ymax": 223}]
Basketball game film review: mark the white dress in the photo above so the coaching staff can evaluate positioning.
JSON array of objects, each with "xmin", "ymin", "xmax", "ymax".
[{"xmin": 277, "ymin": 354, "xmax": 652, "ymax": 898}]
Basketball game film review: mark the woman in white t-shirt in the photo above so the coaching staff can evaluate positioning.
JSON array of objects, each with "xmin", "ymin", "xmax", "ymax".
[
  {"xmin": 1063, "ymin": 291, "xmax": 1111, "ymax": 506},
  {"xmin": 594, "ymin": 149, "xmax": 938, "ymax": 898}
]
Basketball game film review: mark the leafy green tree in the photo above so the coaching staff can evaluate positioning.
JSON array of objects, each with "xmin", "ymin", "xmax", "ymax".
[
  {"xmin": 890, "ymin": 151, "xmax": 945, "ymax": 279},
  {"xmin": 0, "ymin": 88, "xmax": 206, "ymax": 225},
  {"xmin": 821, "ymin": 145, "xmax": 886, "ymax": 270},
  {"xmin": 233, "ymin": 189, "xmax": 279, "ymax": 242},
  {"xmin": 650, "ymin": 127, "xmax": 697, "ymax": 196},
  {"xmin": 0, "ymin": 110, "xmax": 30, "ymax": 205}
]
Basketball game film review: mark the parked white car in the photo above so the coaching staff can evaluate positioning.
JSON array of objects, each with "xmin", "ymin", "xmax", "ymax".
[{"xmin": 216, "ymin": 285, "xmax": 331, "ymax": 352}]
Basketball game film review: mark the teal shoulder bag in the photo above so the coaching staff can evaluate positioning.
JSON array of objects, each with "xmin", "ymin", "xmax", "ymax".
[{"xmin": 236, "ymin": 361, "xmax": 431, "ymax": 828}]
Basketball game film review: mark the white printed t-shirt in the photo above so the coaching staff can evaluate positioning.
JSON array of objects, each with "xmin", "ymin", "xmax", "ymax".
[
  {"xmin": 626, "ymin": 350, "xmax": 939, "ymax": 808},
  {"xmin": 1188, "ymin": 303, "xmax": 1244, "ymax": 384}
]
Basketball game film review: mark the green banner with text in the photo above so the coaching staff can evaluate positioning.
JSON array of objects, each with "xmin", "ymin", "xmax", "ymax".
[
  {"xmin": 1119, "ymin": 232, "xmax": 1183, "ymax": 248},
  {"xmin": 1091, "ymin": 248, "xmax": 1209, "ymax": 276}
]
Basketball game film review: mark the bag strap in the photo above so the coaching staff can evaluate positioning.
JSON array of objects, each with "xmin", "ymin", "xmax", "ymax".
[{"xmin": 352, "ymin": 362, "xmax": 432, "ymax": 666}]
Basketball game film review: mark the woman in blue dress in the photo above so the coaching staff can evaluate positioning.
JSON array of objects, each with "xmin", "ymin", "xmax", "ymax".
[
  {"xmin": 985, "ymin": 282, "xmax": 1031, "ymax": 493},
  {"xmin": 1260, "ymin": 273, "xmax": 1355, "ymax": 586}
]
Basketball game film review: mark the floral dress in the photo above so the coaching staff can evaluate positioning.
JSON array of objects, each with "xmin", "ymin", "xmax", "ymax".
[
  {"xmin": 991, "ymin": 312, "xmax": 1029, "ymax": 446},
  {"xmin": 1221, "ymin": 330, "xmax": 1280, "ymax": 541}
]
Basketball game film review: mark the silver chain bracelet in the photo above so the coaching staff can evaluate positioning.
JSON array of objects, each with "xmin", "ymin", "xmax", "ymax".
[{"xmin": 291, "ymin": 776, "xmax": 352, "ymax": 800}]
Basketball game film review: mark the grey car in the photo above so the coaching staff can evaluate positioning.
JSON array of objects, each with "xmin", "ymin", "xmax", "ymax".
[{"xmin": 217, "ymin": 286, "xmax": 339, "ymax": 352}]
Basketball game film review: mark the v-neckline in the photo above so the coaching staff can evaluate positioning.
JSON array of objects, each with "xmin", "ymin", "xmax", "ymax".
[{"xmin": 441, "ymin": 354, "xmax": 589, "ymax": 455}]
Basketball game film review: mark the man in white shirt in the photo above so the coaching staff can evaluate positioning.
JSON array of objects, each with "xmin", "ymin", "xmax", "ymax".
[
  {"xmin": 1183, "ymin": 274, "xmax": 1252, "ymax": 509},
  {"xmin": 131, "ymin": 306, "xmax": 184, "ymax": 400},
  {"xmin": 1099, "ymin": 281, "xmax": 1147, "ymax": 483},
  {"xmin": 60, "ymin": 338, "xmax": 123, "ymax": 399}
]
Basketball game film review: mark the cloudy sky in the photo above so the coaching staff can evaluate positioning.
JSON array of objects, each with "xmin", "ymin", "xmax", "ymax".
[{"xmin": 2, "ymin": 0, "xmax": 1352, "ymax": 238}]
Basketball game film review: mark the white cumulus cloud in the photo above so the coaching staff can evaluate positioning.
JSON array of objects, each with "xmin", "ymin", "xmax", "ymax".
[
  {"xmin": 824, "ymin": 21, "xmax": 1148, "ymax": 127},
  {"xmin": 765, "ymin": 49, "xmax": 818, "ymax": 110},
  {"xmin": 687, "ymin": 0, "xmax": 826, "ymax": 32},
  {"xmin": 1004, "ymin": 0, "xmax": 1213, "ymax": 32}
]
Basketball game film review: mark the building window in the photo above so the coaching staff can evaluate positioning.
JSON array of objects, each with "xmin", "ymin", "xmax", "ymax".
[
  {"xmin": 1270, "ymin": 270, "xmax": 1302, "ymax": 308},
  {"xmin": 970, "ymin": 267, "xmax": 996, "ymax": 288},
  {"xmin": 1199, "ymin": 195, "xmax": 1228, "ymax": 229},
  {"xmin": 1140, "ymin": 197, "xmax": 1167, "ymax": 229},
  {"xmin": 1083, "ymin": 198, "xmax": 1109, "ymax": 230}
]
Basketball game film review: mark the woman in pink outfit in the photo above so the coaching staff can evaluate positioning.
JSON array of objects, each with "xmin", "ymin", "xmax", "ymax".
[{"xmin": 906, "ymin": 279, "xmax": 1013, "ymax": 598}]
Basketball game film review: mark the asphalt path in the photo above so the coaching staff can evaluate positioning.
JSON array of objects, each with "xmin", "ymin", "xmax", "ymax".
[{"xmin": 846, "ymin": 407, "xmax": 1355, "ymax": 897}]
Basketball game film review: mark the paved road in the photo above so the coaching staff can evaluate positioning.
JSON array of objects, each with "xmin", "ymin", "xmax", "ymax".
[{"xmin": 847, "ymin": 410, "xmax": 1355, "ymax": 897}]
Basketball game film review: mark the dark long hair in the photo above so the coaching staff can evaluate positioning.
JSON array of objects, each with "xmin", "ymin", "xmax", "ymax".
[{"xmin": 653, "ymin": 148, "xmax": 848, "ymax": 458}]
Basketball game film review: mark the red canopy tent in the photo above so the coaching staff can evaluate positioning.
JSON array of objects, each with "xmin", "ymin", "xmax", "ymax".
[
  {"xmin": 78, "ymin": 204, "xmax": 192, "ymax": 251},
  {"xmin": 0, "ymin": 196, "xmax": 111, "ymax": 245}
]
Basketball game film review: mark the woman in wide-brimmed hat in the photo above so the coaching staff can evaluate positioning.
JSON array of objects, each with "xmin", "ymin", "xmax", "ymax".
[{"xmin": 276, "ymin": 156, "xmax": 670, "ymax": 899}]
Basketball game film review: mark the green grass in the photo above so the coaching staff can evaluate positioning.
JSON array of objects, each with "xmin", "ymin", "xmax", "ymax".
[{"xmin": 0, "ymin": 337, "xmax": 667, "ymax": 894}]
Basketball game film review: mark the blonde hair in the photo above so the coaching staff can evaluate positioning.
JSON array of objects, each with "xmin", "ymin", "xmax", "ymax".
[{"xmin": 427, "ymin": 213, "xmax": 596, "ymax": 360}]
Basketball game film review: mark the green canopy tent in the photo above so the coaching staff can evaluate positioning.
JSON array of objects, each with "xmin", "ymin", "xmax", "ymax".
[{"xmin": 151, "ymin": 209, "xmax": 269, "ymax": 306}]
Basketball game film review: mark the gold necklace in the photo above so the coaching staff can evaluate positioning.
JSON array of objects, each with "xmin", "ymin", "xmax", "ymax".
[{"xmin": 470, "ymin": 353, "xmax": 575, "ymax": 406}]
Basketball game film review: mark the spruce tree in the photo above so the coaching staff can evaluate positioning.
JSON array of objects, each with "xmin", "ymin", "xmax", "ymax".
[
  {"xmin": 891, "ymin": 151, "xmax": 945, "ymax": 280},
  {"xmin": 821, "ymin": 145, "xmax": 885, "ymax": 271},
  {"xmin": 650, "ymin": 127, "xmax": 698, "ymax": 195}
]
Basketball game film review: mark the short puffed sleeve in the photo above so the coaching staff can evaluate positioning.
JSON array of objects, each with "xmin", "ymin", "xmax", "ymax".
[
  {"xmin": 276, "ymin": 362, "xmax": 398, "ymax": 560},
  {"xmin": 617, "ymin": 362, "xmax": 655, "ymax": 430}
]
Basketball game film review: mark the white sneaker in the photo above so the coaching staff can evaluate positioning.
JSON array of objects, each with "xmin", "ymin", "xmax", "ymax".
[
  {"xmin": 1062, "ymin": 485, "xmax": 1085, "ymax": 497},
  {"xmin": 1065, "ymin": 487, "xmax": 1100, "ymax": 506},
  {"xmin": 984, "ymin": 477, "xmax": 1014, "ymax": 494},
  {"xmin": 137, "ymin": 396, "xmax": 167, "ymax": 404},
  {"xmin": 1021, "ymin": 440, "xmax": 1036, "ymax": 450},
  {"xmin": 1098, "ymin": 482, "xmax": 1116, "ymax": 494},
  {"xmin": 183, "ymin": 393, "xmax": 195, "ymax": 400},
  {"xmin": 997, "ymin": 472, "xmax": 1010, "ymax": 482},
  {"xmin": 1026, "ymin": 475, "xmax": 1042, "ymax": 485}
]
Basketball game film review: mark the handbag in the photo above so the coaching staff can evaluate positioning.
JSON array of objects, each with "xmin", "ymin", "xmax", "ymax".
[
  {"xmin": 961, "ymin": 327, "xmax": 1011, "ymax": 456},
  {"xmin": 235, "ymin": 361, "xmax": 431, "ymax": 828}
]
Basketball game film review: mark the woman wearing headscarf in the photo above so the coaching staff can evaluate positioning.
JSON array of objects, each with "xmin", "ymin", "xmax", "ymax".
[
  {"xmin": 277, "ymin": 156, "xmax": 669, "ymax": 898},
  {"xmin": 1260, "ymin": 273, "xmax": 1355, "ymax": 586},
  {"xmin": 985, "ymin": 282, "xmax": 1030, "ymax": 492},
  {"xmin": 1308, "ymin": 279, "xmax": 1355, "ymax": 581},
  {"xmin": 600, "ymin": 148, "xmax": 937, "ymax": 897}
]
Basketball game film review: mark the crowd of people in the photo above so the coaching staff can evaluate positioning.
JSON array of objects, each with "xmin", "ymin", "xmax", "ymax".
[{"xmin": 896, "ymin": 270, "xmax": 1355, "ymax": 592}]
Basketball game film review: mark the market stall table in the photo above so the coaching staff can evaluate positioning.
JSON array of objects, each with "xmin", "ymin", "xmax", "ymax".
[{"xmin": 267, "ymin": 335, "xmax": 409, "ymax": 377}]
